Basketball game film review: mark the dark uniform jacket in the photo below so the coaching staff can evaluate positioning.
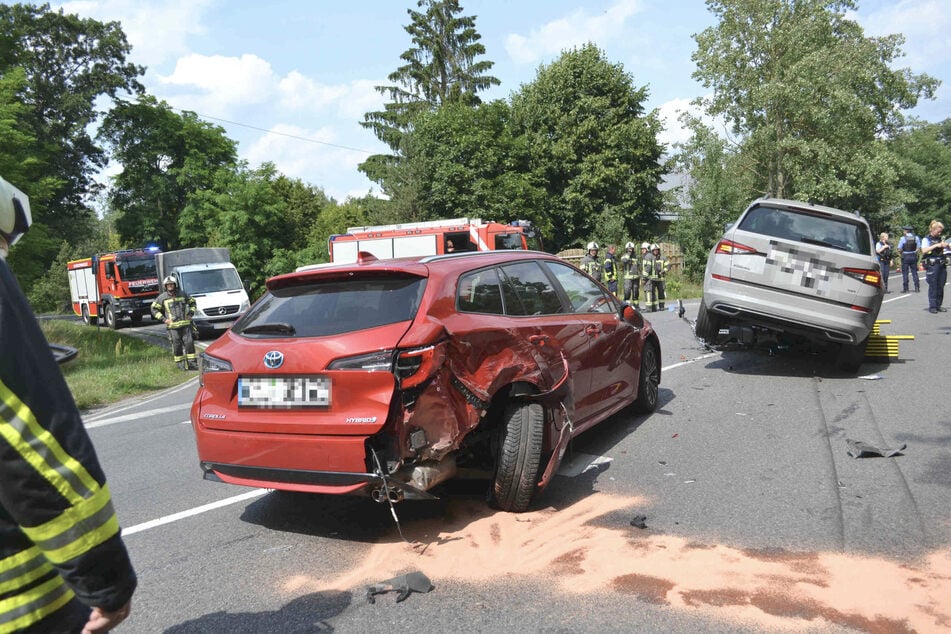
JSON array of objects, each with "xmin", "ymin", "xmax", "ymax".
[
  {"xmin": 1, "ymin": 259, "xmax": 136, "ymax": 632},
  {"xmin": 151, "ymin": 290, "xmax": 196, "ymax": 329}
]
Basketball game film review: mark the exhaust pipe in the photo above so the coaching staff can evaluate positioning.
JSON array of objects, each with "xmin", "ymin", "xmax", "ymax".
[{"xmin": 371, "ymin": 484, "xmax": 404, "ymax": 504}]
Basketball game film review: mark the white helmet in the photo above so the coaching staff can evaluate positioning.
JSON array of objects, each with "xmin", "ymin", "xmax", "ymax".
[
  {"xmin": 640, "ymin": 242, "xmax": 650, "ymax": 249},
  {"xmin": 650, "ymin": 243, "xmax": 660, "ymax": 251},
  {"xmin": 625, "ymin": 241, "xmax": 635, "ymax": 249},
  {"xmin": 0, "ymin": 176, "xmax": 32, "ymax": 253},
  {"xmin": 586, "ymin": 241, "xmax": 599, "ymax": 250},
  {"xmin": 163, "ymin": 275, "xmax": 178, "ymax": 287}
]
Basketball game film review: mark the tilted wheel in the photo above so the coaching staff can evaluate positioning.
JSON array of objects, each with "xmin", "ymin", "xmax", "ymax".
[
  {"xmin": 489, "ymin": 401, "xmax": 544, "ymax": 513},
  {"xmin": 631, "ymin": 340, "xmax": 660, "ymax": 414},
  {"xmin": 694, "ymin": 302, "xmax": 721, "ymax": 343}
]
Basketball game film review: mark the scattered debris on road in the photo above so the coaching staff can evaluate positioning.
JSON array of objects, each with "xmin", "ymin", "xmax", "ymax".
[
  {"xmin": 366, "ymin": 571, "xmax": 434, "ymax": 604},
  {"xmin": 630, "ymin": 514, "xmax": 648, "ymax": 529},
  {"xmin": 846, "ymin": 439, "xmax": 907, "ymax": 458}
]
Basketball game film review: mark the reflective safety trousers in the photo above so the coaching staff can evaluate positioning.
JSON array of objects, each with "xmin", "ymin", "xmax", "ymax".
[{"xmin": 1, "ymin": 259, "xmax": 136, "ymax": 632}]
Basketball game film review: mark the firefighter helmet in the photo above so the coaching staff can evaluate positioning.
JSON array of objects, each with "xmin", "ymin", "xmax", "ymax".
[
  {"xmin": 625, "ymin": 241, "xmax": 635, "ymax": 249},
  {"xmin": 586, "ymin": 241, "xmax": 599, "ymax": 250},
  {"xmin": 640, "ymin": 242, "xmax": 650, "ymax": 249},
  {"xmin": 0, "ymin": 176, "xmax": 32, "ymax": 252},
  {"xmin": 163, "ymin": 275, "xmax": 178, "ymax": 287},
  {"xmin": 650, "ymin": 243, "xmax": 660, "ymax": 251}
]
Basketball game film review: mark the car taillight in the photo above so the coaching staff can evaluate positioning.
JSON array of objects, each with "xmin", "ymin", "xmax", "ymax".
[
  {"xmin": 842, "ymin": 267, "xmax": 882, "ymax": 287},
  {"xmin": 198, "ymin": 352, "xmax": 233, "ymax": 386},
  {"xmin": 328, "ymin": 350, "xmax": 395, "ymax": 371},
  {"xmin": 714, "ymin": 239, "xmax": 758, "ymax": 255},
  {"xmin": 395, "ymin": 342, "xmax": 447, "ymax": 389}
]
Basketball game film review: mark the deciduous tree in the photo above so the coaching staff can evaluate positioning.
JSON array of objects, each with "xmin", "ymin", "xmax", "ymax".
[{"xmin": 510, "ymin": 44, "xmax": 666, "ymax": 252}]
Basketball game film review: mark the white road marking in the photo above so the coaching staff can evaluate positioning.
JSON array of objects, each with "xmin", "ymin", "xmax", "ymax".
[
  {"xmin": 84, "ymin": 403, "xmax": 192, "ymax": 429},
  {"xmin": 121, "ymin": 489, "xmax": 268, "ymax": 536}
]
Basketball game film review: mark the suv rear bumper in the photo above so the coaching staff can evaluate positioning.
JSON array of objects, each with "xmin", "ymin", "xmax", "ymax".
[{"xmin": 704, "ymin": 281, "xmax": 878, "ymax": 345}]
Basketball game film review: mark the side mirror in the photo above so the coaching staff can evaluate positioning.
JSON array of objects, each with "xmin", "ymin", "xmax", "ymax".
[{"xmin": 621, "ymin": 303, "xmax": 644, "ymax": 328}]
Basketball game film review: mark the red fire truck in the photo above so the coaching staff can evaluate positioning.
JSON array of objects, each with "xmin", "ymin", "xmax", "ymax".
[
  {"xmin": 328, "ymin": 217, "xmax": 543, "ymax": 263},
  {"xmin": 66, "ymin": 248, "xmax": 161, "ymax": 329}
]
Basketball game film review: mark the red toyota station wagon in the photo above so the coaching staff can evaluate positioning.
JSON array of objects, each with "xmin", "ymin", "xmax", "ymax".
[{"xmin": 191, "ymin": 249, "xmax": 661, "ymax": 512}]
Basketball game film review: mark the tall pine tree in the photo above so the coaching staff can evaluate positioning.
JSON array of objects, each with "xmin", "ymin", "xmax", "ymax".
[{"xmin": 359, "ymin": 0, "xmax": 499, "ymax": 218}]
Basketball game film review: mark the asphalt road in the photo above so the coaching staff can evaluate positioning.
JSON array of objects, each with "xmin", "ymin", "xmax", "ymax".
[{"xmin": 82, "ymin": 283, "xmax": 951, "ymax": 633}]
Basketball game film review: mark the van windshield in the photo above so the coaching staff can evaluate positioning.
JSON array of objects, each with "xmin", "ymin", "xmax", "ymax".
[{"xmin": 181, "ymin": 268, "xmax": 243, "ymax": 294}]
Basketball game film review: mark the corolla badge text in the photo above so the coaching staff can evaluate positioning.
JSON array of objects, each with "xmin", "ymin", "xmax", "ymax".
[{"xmin": 263, "ymin": 350, "xmax": 284, "ymax": 369}]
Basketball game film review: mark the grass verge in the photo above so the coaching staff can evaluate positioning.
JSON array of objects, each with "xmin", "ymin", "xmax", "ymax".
[{"xmin": 39, "ymin": 319, "xmax": 193, "ymax": 411}]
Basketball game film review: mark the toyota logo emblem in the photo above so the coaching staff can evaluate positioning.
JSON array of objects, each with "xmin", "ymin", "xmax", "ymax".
[{"xmin": 263, "ymin": 351, "xmax": 284, "ymax": 369}]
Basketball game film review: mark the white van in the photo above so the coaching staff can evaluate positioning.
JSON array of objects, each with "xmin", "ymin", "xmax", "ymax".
[{"xmin": 156, "ymin": 248, "xmax": 251, "ymax": 337}]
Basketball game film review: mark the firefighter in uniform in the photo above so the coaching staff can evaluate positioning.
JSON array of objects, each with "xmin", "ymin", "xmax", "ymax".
[
  {"xmin": 603, "ymin": 244, "xmax": 619, "ymax": 296},
  {"xmin": 620, "ymin": 241, "xmax": 641, "ymax": 308},
  {"xmin": 1, "ymin": 176, "xmax": 136, "ymax": 633},
  {"xmin": 643, "ymin": 243, "xmax": 670, "ymax": 312},
  {"xmin": 579, "ymin": 241, "xmax": 602, "ymax": 282},
  {"xmin": 638, "ymin": 242, "xmax": 651, "ymax": 308},
  {"xmin": 152, "ymin": 275, "xmax": 198, "ymax": 370}
]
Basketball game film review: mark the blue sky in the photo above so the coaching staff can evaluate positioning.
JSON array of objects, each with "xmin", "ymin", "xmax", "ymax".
[{"xmin": 55, "ymin": 0, "xmax": 951, "ymax": 202}]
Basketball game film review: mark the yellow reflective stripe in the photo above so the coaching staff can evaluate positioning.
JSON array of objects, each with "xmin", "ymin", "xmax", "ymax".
[
  {"xmin": 169, "ymin": 319, "xmax": 192, "ymax": 328},
  {"xmin": 0, "ymin": 547, "xmax": 53, "ymax": 595},
  {"xmin": 0, "ymin": 575, "xmax": 74, "ymax": 633},
  {"xmin": 0, "ymin": 381, "xmax": 98, "ymax": 504},
  {"xmin": 21, "ymin": 486, "xmax": 119, "ymax": 565}
]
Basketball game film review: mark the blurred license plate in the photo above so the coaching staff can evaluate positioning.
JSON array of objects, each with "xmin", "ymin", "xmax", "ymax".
[{"xmin": 238, "ymin": 376, "xmax": 331, "ymax": 408}]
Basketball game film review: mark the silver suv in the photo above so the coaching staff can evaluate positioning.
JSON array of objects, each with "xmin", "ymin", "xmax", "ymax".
[{"xmin": 695, "ymin": 198, "xmax": 884, "ymax": 372}]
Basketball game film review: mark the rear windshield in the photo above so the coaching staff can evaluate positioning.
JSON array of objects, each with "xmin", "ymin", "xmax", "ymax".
[
  {"xmin": 738, "ymin": 205, "xmax": 872, "ymax": 255},
  {"xmin": 233, "ymin": 275, "xmax": 426, "ymax": 338}
]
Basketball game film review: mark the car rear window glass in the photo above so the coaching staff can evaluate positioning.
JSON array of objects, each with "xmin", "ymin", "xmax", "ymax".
[
  {"xmin": 499, "ymin": 261, "xmax": 565, "ymax": 315},
  {"xmin": 457, "ymin": 268, "xmax": 504, "ymax": 314},
  {"xmin": 234, "ymin": 275, "xmax": 425, "ymax": 337},
  {"xmin": 544, "ymin": 261, "xmax": 615, "ymax": 313},
  {"xmin": 738, "ymin": 205, "xmax": 872, "ymax": 255}
]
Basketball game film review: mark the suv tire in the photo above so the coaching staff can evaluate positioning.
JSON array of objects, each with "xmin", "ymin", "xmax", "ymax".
[
  {"xmin": 632, "ymin": 341, "xmax": 660, "ymax": 414},
  {"xmin": 490, "ymin": 402, "xmax": 544, "ymax": 513},
  {"xmin": 695, "ymin": 302, "xmax": 721, "ymax": 343}
]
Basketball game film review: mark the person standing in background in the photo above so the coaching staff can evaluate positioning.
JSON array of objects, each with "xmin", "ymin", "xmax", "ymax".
[
  {"xmin": 875, "ymin": 232, "xmax": 892, "ymax": 293},
  {"xmin": 897, "ymin": 225, "xmax": 921, "ymax": 293},
  {"xmin": 603, "ymin": 244, "xmax": 619, "ymax": 296},
  {"xmin": 620, "ymin": 242, "xmax": 640, "ymax": 309},
  {"xmin": 921, "ymin": 220, "xmax": 948, "ymax": 313}
]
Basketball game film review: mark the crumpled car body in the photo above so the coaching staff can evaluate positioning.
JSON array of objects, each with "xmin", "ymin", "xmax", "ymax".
[{"xmin": 190, "ymin": 250, "xmax": 661, "ymax": 512}]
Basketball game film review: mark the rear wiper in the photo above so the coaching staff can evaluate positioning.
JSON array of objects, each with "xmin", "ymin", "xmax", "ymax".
[
  {"xmin": 800, "ymin": 237, "xmax": 836, "ymax": 248},
  {"xmin": 240, "ymin": 322, "xmax": 296, "ymax": 335}
]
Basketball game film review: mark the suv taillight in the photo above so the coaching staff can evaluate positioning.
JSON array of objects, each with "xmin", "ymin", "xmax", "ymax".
[
  {"xmin": 842, "ymin": 267, "xmax": 882, "ymax": 287},
  {"xmin": 714, "ymin": 239, "xmax": 758, "ymax": 255},
  {"xmin": 395, "ymin": 342, "xmax": 447, "ymax": 389}
]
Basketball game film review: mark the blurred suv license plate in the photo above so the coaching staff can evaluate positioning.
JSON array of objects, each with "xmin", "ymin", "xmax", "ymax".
[{"xmin": 238, "ymin": 375, "xmax": 331, "ymax": 408}]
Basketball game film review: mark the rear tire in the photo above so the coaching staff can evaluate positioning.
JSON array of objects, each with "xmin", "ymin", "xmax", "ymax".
[
  {"xmin": 632, "ymin": 341, "xmax": 660, "ymax": 414},
  {"xmin": 81, "ymin": 304, "xmax": 97, "ymax": 326},
  {"xmin": 489, "ymin": 402, "xmax": 544, "ymax": 513},
  {"xmin": 836, "ymin": 336, "xmax": 868, "ymax": 373},
  {"xmin": 695, "ymin": 302, "xmax": 721, "ymax": 343}
]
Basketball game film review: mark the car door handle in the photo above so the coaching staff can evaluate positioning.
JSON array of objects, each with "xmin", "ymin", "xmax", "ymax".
[
  {"xmin": 529, "ymin": 334, "xmax": 550, "ymax": 346},
  {"xmin": 584, "ymin": 325, "xmax": 601, "ymax": 335}
]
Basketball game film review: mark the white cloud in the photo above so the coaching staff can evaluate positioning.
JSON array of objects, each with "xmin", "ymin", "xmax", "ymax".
[
  {"xmin": 156, "ymin": 53, "xmax": 276, "ymax": 114},
  {"xmin": 858, "ymin": 0, "xmax": 951, "ymax": 69},
  {"xmin": 56, "ymin": 0, "xmax": 213, "ymax": 68},
  {"xmin": 277, "ymin": 75, "xmax": 385, "ymax": 120},
  {"xmin": 243, "ymin": 124, "xmax": 377, "ymax": 200},
  {"xmin": 505, "ymin": 0, "xmax": 644, "ymax": 64}
]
